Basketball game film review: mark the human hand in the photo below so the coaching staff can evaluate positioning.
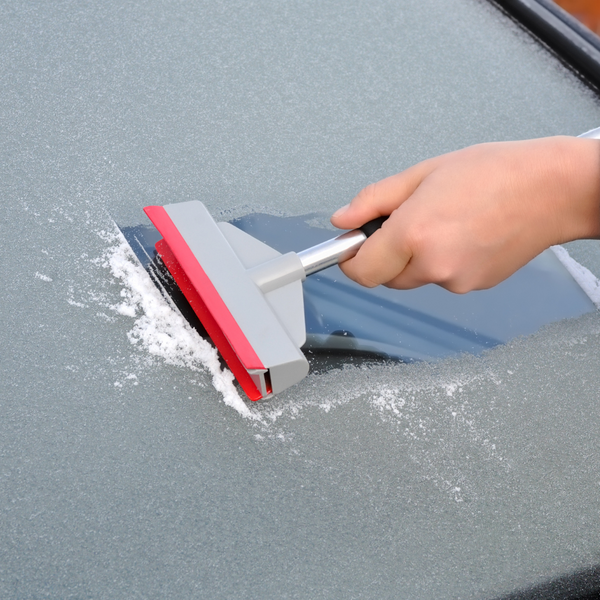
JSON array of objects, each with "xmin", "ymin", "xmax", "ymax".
[{"xmin": 331, "ymin": 136, "xmax": 600, "ymax": 293}]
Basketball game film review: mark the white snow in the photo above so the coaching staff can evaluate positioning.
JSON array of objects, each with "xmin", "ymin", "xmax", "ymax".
[
  {"xmin": 551, "ymin": 245, "xmax": 600, "ymax": 307},
  {"xmin": 101, "ymin": 229, "xmax": 259, "ymax": 420}
]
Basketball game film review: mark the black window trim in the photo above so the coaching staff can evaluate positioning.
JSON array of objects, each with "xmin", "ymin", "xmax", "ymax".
[{"xmin": 491, "ymin": 0, "xmax": 600, "ymax": 92}]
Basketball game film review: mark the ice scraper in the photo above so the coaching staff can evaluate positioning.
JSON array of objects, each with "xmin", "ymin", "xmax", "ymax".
[
  {"xmin": 144, "ymin": 201, "xmax": 385, "ymax": 400},
  {"xmin": 143, "ymin": 128, "xmax": 600, "ymax": 401}
]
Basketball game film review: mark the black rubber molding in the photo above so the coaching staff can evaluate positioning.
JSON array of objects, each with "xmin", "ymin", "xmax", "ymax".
[{"xmin": 491, "ymin": 0, "xmax": 600, "ymax": 91}]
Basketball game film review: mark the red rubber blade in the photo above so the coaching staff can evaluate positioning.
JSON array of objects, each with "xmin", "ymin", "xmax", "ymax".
[
  {"xmin": 156, "ymin": 240, "xmax": 264, "ymax": 400},
  {"xmin": 144, "ymin": 205, "xmax": 267, "ymax": 401}
]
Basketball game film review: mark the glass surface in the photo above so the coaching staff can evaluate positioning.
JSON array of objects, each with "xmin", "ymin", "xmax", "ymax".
[{"xmin": 3, "ymin": 0, "xmax": 600, "ymax": 598}]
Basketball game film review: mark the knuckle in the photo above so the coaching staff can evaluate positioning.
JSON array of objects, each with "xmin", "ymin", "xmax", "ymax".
[
  {"xmin": 404, "ymin": 222, "xmax": 428, "ymax": 252},
  {"xmin": 340, "ymin": 261, "xmax": 381, "ymax": 288},
  {"xmin": 384, "ymin": 279, "xmax": 414, "ymax": 291},
  {"xmin": 439, "ymin": 276, "xmax": 474, "ymax": 294},
  {"xmin": 423, "ymin": 262, "xmax": 455, "ymax": 284},
  {"xmin": 355, "ymin": 182, "xmax": 378, "ymax": 206},
  {"xmin": 444, "ymin": 281, "xmax": 471, "ymax": 295},
  {"xmin": 353, "ymin": 272, "xmax": 380, "ymax": 288}
]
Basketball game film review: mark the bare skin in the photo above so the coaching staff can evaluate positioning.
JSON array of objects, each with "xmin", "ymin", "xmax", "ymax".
[{"xmin": 331, "ymin": 136, "xmax": 600, "ymax": 293}]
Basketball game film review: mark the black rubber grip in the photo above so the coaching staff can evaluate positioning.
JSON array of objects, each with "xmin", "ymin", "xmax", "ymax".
[{"xmin": 359, "ymin": 216, "xmax": 388, "ymax": 238}]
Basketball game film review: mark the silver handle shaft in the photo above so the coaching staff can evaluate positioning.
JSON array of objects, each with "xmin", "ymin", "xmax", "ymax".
[{"xmin": 297, "ymin": 230, "xmax": 367, "ymax": 276}]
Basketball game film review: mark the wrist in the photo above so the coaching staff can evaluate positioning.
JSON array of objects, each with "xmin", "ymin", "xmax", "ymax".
[{"xmin": 552, "ymin": 136, "xmax": 600, "ymax": 242}]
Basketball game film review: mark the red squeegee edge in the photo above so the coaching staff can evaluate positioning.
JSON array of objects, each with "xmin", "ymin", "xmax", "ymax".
[
  {"xmin": 143, "ymin": 205, "xmax": 265, "ymax": 401},
  {"xmin": 156, "ymin": 240, "xmax": 263, "ymax": 401}
]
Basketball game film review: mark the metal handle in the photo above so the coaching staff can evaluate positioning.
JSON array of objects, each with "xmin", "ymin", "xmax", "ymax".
[
  {"xmin": 297, "ymin": 216, "xmax": 387, "ymax": 277},
  {"xmin": 578, "ymin": 126, "xmax": 600, "ymax": 139}
]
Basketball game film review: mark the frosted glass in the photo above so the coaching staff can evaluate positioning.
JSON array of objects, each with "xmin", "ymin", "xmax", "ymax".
[{"xmin": 2, "ymin": 0, "xmax": 600, "ymax": 598}]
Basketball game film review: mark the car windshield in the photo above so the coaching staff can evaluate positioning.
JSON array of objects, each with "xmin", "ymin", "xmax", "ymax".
[{"xmin": 3, "ymin": 1, "xmax": 600, "ymax": 598}]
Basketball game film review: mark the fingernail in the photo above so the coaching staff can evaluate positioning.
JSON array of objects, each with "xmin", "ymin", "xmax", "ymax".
[{"xmin": 332, "ymin": 204, "xmax": 349, "ymax": 219}]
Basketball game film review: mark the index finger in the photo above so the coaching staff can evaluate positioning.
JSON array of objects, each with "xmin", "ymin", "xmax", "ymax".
[{"xmin": 330, "ymin": 159, "xmax": 434, "ymax": 231}]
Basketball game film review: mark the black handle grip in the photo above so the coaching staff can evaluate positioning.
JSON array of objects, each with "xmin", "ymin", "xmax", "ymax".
[{"xmin": 358, "ymin": 216, "xmax": 388, "ymax": 238}]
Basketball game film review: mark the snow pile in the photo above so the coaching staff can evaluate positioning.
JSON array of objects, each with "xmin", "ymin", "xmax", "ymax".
[{"xmin": 100, "ymin": 229, "xmax": 259, "ymax": 420}]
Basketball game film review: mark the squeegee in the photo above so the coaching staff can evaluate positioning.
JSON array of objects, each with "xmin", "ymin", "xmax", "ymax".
[{"xmin": 144, "ymin": 201, "xmax": 384, "ymax": 400}]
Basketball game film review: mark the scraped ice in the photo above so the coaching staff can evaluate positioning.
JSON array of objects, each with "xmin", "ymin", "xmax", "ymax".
[
  {"xmin": 99, "ymin": 228, "xmax": 259, "ymax": 420},
  {"xmin": 551, "ymin": 245, "xmax": 600, "ymax": 306}
]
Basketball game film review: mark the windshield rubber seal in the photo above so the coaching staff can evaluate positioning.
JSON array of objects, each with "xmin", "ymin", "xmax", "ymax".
[{"xmin": 490, "ymin": 0, "xmax": 600, "ymax": 92}]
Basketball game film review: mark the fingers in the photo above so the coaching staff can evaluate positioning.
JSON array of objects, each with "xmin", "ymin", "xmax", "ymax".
[
  {"xmin": 333, "ymin": 160, "xmax": 434, "ymax": 288},
  {"xmin": 333, "ymin": 159, "xmax": 437, "ymax": 288},
  {"xmin": 337, "ymin": 208, "xmax": 413, "ymax": 287},
  {"xmin": 330, "ymin": 160, "xmax": 434, "ymax": 231}
]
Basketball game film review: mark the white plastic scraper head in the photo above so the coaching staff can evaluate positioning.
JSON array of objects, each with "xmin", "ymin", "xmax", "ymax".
[{"xmin": 144, "ymin": 201, "xmax": 309, "ymax": 400}]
